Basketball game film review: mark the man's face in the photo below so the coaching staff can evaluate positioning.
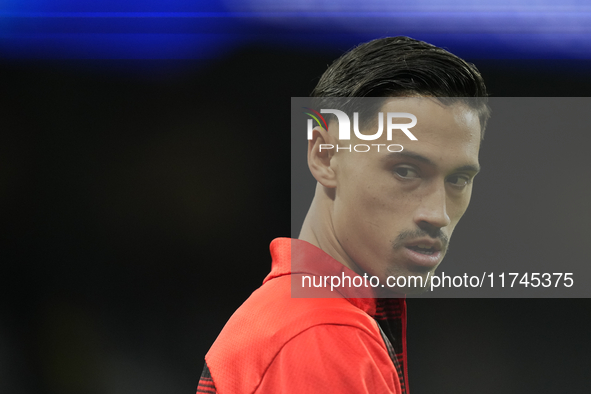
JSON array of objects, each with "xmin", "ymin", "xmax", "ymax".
[{"xmin": 330, "ymin": 97, "xmax": 481, "ymax": 293}]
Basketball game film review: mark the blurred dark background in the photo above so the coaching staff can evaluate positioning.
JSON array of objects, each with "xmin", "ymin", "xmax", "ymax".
[{"xmin": 2, "ymin": 1, "xmax": 591, "ymax": 393}]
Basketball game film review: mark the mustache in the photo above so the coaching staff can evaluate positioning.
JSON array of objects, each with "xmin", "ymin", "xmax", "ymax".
[{"xmin": 392, "ymin": 229, "xmax": 449, "ymax": 250}]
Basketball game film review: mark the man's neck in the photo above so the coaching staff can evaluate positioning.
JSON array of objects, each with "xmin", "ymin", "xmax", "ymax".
[{"xmin": 298, "ymin": 184, "xmax": 363, "ymax": 276}]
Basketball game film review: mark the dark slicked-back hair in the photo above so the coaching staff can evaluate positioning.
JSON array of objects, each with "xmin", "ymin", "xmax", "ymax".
[{"xmin": 311, "ymin": 36, "xmax": 490, "ymax": 138}]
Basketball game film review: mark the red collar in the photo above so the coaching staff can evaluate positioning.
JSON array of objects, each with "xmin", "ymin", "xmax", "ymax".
[{"xmin": 265, "ymin": 237, "xmax": 404, "ymax": 318}]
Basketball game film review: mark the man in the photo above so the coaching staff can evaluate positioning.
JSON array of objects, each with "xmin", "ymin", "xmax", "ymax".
[{"xmin": 197, "ymin": 36, "xmax": 489, "ymax": 394}]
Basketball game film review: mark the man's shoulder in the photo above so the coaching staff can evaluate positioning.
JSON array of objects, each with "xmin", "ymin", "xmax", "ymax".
[
  {"xmin": 205, "ymin": 275, "xmax": 384, "ymax": 393},
  {"xmin": 231, "ymin": 274, "xmax": 378, "ymax": 336},
  {"xmin": 210, "ymin": 274, "xmax": 379, "ymax": 346}
]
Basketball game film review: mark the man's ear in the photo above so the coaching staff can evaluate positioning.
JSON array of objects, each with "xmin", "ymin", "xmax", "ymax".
[{"xmin": 307, "ymin": 126, "xmax": 337, "ymax": 188}]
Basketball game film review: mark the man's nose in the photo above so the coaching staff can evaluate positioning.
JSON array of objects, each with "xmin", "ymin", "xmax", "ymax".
[{"xmin": 414, "ymin": 183, "xmax": 451, "ymax": 233}]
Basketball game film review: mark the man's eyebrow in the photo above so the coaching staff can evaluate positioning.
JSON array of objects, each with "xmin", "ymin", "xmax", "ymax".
[
  {"xmin": 385, "ymin": 150, "xmax": 481, "ymax": 174},
  {"xmin": 454, "ymin": 164, "xmax": 481, "ymax": 174},
  {"xmin": 385, "ymin": 150, "xmax": 435, "ymax": 166}
]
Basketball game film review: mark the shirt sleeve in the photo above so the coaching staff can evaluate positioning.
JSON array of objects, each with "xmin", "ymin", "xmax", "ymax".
[{"xmin": 254, "ymin": 324, "xmax": 401, "ymax": 394}]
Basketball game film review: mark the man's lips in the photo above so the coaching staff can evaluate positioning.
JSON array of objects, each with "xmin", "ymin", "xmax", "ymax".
[
  {"xmin": 404, "ymin": 238, "xmax": 443, "ymax": 254},
  {"xmin": 402, "ymin": 238, "xmax": 444, "ymax": 268}
]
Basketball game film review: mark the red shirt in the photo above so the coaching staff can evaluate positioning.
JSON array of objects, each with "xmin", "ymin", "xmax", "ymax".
[{"xmin": 197, "ymin": 238, "xmax": 408, "ymax": 394}]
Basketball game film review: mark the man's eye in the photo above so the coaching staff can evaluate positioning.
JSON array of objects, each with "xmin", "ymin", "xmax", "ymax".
[
  {"xmin": 447, "ymin": 174, "xmax": 471, "ymax": 187},
  {"xmin": 394, "ymin": 166, "xmax": 419, "ymax": 179}
]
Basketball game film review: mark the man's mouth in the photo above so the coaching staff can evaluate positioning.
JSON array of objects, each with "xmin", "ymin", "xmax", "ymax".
[
  {"xmin": 398, "ymin": 236, "xmax": 445, "ymax": 268},
  {"xmin": 406, "ymin": 244, "xmax": 436, "ymax": 255}
]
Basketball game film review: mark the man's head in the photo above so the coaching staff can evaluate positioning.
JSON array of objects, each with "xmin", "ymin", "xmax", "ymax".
[
  {"xmin": 300, "ymin": 37, "xmax": 489, "ymax": 294},
  {"xmin": 311, "ymin": 36, "xmax": 490, "ymax": 139}
]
